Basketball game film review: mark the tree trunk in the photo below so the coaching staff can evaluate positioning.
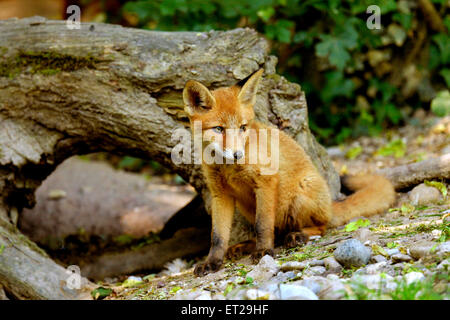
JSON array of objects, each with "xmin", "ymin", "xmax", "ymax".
[{"xmin": 0, "ymin": 17, "xmax": 340, "ymax": 298}]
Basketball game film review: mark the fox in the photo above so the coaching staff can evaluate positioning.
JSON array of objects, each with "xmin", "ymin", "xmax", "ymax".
[{"xmin": 182, "ymin": 69, "xmax": 396, "ymax": 276}]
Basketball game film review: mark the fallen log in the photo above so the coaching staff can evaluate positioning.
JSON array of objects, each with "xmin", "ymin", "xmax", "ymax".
[
  {"xmin": 377, "ymin": 153, "xmax": 450, "ymax": 190},
  {"xmin": 0, "ymin": 17, "xmax": 340, "ymax": 298}
]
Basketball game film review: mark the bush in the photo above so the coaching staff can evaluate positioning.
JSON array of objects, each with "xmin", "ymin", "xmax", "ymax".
[{"xmin": 109, "ymin": 0, "xmax": 448, "ymax": 145}]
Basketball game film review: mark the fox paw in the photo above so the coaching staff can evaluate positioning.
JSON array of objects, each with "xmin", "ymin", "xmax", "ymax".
[
  {"xmin": 193, "ymin": 259, "xmax": 222, "ymax": 277},
  {"xmin": 284, "ymin": 231, "xmax": 309, "ymax": 248},
  {"xmin": 226, "ymin": 240, "xmax": 256, "ymax": 260},
  {"xmin": 251, "ymin": 248, "xmax": 274, "ymax": 264}
]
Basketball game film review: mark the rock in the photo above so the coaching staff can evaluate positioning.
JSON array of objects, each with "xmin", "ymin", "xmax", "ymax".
[
  {"xmin": 278, "ymin": 284, "xmax": 319, "ymax": 300},
  {"xmin": 370, "ymin": 255, "xmax": 387, "ymax": 264},
  {"xmin": 326, "ymin": 274, "xmax": 340, "ymax": 281},
  {"xmin": 172, "ymin": 289, "xmax": 212, "ymax": 300},
  {"xmin": 404, "ymin": 272, "xmax": 425, "ymax": 285},
  {"xmin": 297, "ymin": 277, "xmax": 325, "ymax": 294},
  {"xmin": 280, "ymin": 259, "xmax": 324, "ymax": 272},
  {"xmin": 437, "ymin": 259, "xmax": 449, "ymax": 270},
  {"xmin": 318, "ymin": 280, "xmax": 346, "ymax": 300},
  {"xmin": 364, "ymin": 261, "xmax": 388, "ymax": 274},
  {"xmin": 437, "ymin": 241, "xmax": 450, "ymax": 258},
  {"xmin": 309, "ymin": 259, "xmax": 325, "ymax": 266},
  {"xmin": 391, "ymin": 253, "xmax": 413, "ymax": 263},
  {"xmin": 195, "ymin": 291, "xmax": 212, "ymax": 300},
  {"xmin": 280, "ymin": 261, "xmax": 308, "ymax": 271},
  {"xmin": 334, "ymin": 239, "xmax": 372, "ymax": 268},
  {"xmin": 351, "ymin": 274, "xmax": 397, "ymax": 291},
  {"xmin": 323, "ymin": 256, "xmax": 343, "ymax": 273},
  {"xmin": 246, "ymin": 289, "xmax": 273, "ymax": 300},
  {"xmin": 385, "ymin": 248, "xmax": 400, "ymax": 256},
  {"xmin": 354, "ymin": 228, "xmax": 372, "ymax": 243},
  {"xmin": 272, "ymin": 271, "xmax": 298, "ymax": 283},
  {"xmin": 409, "ymin": 183, "xmax": 443, "ymax": 206},
  {"xmin": 297, "ymin": 276, "xmax": 345, "ymax": 300},
  {"xmin": 247, "ymin": 255, "xmax": 279, "ymax": 282},
  {"xmin": 303, "ymin": 266, "xmax": 327, "ymax": 276},
  {"xmin": 0, "ymin": 285, "xmax": 8, "ymax": 300},
  {"xmin": 409, "ymin": 241, "xmax": 436, "ymax": 259}
]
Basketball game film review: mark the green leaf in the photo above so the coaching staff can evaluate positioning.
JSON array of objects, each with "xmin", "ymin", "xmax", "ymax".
[
  {"xmin": 424, "ymin": 180, "xmax": 447, "ymax": 198},
  {"xmin": 376, "ymin": 139, "xmax": 406, "ymax": 158},
  {"xmin": 346, "ymin": 146, "xmax": 363, "ymax": 159},
  {"xmin": 0, "ymin": 244, "xmax": 4, "ymax": 255},
  {"xmin": 91, "ymin": 287, "xmax": 113, "ymax": 300},
  {"xmin": 431, "ymin": 90, "xmax": 450, "ymax": 117},
  {"xmin": 170, "ymin": 286, "xmax": 182, "ymax": 294},
  {"xmin": 122, "ymin": 277, "xmax": 143, "ymax": 287},
  {"xmin": 344, "ymin": 219, "xmax": 371, "ymax": 232},
  {"xmin": 257, "ymin": 7, "xmax": 275, "ymax": 22},
  {"xmin": 371, "ymin": 244, "xmax": 388, "ymax": 257},
  {"xmin": 433, "ymin": 33, "xmax": 450, "ymax": 65},
  {"xmin": 400, "ymin": 203, "xmax": 415, "ymax": 214},
  {"xmin": 440, "ymin": 69, "xmax": 450, "ymax": 88},
  {"xmin": 245, "ymin": 276, "xmax": 254, "ymax": 284},
  {"xmin": 386, "ymin": 242, "xmax": 399, "ymax": 249},
  {"xmin": 224, "ymin": 283, "xmax": 234, "ymax": 295}
]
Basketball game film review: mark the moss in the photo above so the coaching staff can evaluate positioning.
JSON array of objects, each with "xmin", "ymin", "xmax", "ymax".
[{"xmin": 0, "ymin": 51, "xmax": 101, "ymax": 78}]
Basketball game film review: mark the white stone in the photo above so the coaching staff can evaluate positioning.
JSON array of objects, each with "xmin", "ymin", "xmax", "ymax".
[{"xmin": 404, "ymin": 272, "xmax": 425, "ymax": 285}]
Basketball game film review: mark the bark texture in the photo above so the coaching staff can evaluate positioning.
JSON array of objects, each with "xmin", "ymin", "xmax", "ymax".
[{"xmin": 0, "ymin": 17, "xmax": 340, "ymax": 298}]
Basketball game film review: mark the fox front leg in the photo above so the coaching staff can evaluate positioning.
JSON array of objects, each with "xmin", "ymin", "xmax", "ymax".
[
  {"xmin": 194, "ymin": 194, "xmax": 234, "ymax": 276},
  {"xmin": 251, "ymin": 181, "xmax": 277, "ymax": 263}
]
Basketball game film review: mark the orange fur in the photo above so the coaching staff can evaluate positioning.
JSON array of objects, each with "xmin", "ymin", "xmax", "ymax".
[{"xmin": 183, "ymin": 69, "xmax": 396, "ymax": 276}]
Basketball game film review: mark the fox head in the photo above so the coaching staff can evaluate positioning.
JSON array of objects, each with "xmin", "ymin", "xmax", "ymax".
[{"xmin": 183, "ymin": 69, "xmax": 263, "ymax": 162}]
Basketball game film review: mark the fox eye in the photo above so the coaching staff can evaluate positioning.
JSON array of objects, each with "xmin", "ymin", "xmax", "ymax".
[
  {"xmin": 212, "ymin": 126, "xmax": 224, "ymax": 134},
  {"xmin": 240, "ymin": 124, "xmax": 247, "ymax": 132}
]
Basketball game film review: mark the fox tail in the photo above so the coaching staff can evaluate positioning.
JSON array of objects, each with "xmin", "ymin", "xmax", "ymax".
[{"xmin": 329, "ymin": 174, "xmax": 396, "ymax": 227}]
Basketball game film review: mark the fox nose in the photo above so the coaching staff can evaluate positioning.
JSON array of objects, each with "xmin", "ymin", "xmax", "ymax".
[{"xmin": 233, "ymin": 151, "xmax": 243, "ymax": 160}]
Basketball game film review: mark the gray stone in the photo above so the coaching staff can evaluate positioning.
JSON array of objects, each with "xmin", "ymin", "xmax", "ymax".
[
  {"xmin": 246, "ymin": 289, "xmax": 274, "ymax": 300},
  {"xmin": 280, "ymin": 261, "xmax": 308, "ymax": 271},
  {"xmin": 318, "ymin": 280, "xmax": 346, "ymax": 300},
  {"xmin": 334, "ymin": 239, "xmax": 372, "ymax": 268},
  {"xmin": 303, "ymin": 266, "xmax": 326, "ymax": 276},
  {"xmin": 364, "ymin": 261, "xmax": 388, "ymax": 274},
  {"xmin": 404, "ymin": 272, "xmax": 425, "ymax": 285},
  {"xmin": 323, "ymin": 256, "xmax": 343, "ymax": 273},
  {"xmin": 385, "ymin": 248, "xmax": 400, "ymax": 256},
  {"xmin": 437, "ymin": 241, "xmax": 450, "ymax": 258},
  {"xmin": 247, "ymin": 255, "xmax": 279, "ymax": 283},
  {"xmin": 351, "ymin": 274, "xmax": 397, "ymax": 291},
  {"xmin": 409, "ymin": 241, "xmax": 436, "ymax": 259},
  {"xmin": 354, "ymin": 228, "xmax": 372, "ymax": 243},
  {"xmin": 278, "ymin": 284, "xmax": 319, "ymax": 300},
  {"xmin": 436, "ymin": 259, "xmax": 449, "ymax": 270},
  {"xmin": 409, "ymin": 183, "xmax": 443, "ymax": 206},
  {"xmin": 297, "ymin": 277, "xmax": 326, "ymax": 294},
  {"xmin": 391, "ymin": 253, "xmax": 413, "ymax": 263},
  {"xmin": 370, "ymin": 255, "xmax": 387, "ymax": 264},
  {"xmin": 171, "ymin": 289, "xmax": 212, "ymax": 300}
]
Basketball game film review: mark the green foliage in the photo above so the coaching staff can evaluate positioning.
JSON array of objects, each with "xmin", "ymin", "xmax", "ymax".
[
  {"xmin": 115, "ymin": 0, "xmax": 448, "ymax": 145},
  {"xmin": 375, "ymin": 139, "xmax": 406, "ymax": 158},
  {"xmin": 91, "ymin": 287, "xmax": 113, "ymax": 300},
  {"xmin": 431, "ymin": 90, "xmax": 450, "ymax": 117},
  {"xmin": 344, "ymin": 218, "xmax": 371, "ymax": 232}
]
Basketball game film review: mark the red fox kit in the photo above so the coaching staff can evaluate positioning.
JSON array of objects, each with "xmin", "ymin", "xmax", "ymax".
[{"xmin": 183, "ymin": 69, "xmax": 395, "ymax": 276}]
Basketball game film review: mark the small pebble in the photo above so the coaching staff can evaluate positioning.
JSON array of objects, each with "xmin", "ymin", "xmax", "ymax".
[
  {"xmin": 391, "ymin": 253, "xmax": 413, "ymax": 263},
  {"xmin": 278, "ymin": 284, "xmax": 319, "ymax": 300},
  {"xmin": 404, "ymin": 272, "xmax": 425, "ymax": 285},
  {"xmin": 334, "ymin": 239, "xmax": 372, "ymax": 268},
  {"xmin": 323, "ymin": 256, "xmax": 343, "ymax": 273}
]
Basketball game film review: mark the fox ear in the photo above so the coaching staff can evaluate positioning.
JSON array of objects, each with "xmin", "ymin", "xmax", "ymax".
[
  {"xmin": 183, "ymin": 80, "xmax": 216, "ymax": 116},
  {"xmin": 238, "ymin": 68, "xmax": 264, "ymax": 106}
]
